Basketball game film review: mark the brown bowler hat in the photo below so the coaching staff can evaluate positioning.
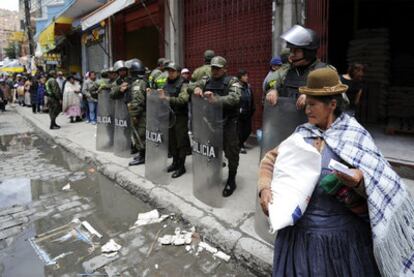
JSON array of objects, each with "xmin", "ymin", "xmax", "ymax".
[{"xmin": 299, "ymin": 68, "xmax": 348, "ymax": 96}]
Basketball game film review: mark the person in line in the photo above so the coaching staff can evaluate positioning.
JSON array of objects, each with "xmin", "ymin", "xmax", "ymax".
[
  {"xmin": 56, "ymin": 71, "xmax": 66, "ymax": 91},
  {"xmin": 262, "ymin": 56, "xmax": 283, "ymax": 93},
  {"xmin": 237, "ymin": 69, "xmax": 255, "ymax": 154},
  {"xmin": 148, "ymin": 58, "xmax": 166, "ymax": 88},
  {"xmin": 0, "ymin": 79, "xmax": 6, "ymax": 112},
  {"xmin": 181, "ymin": 68, "xmax": 191, "ymax": 81},
  {"xmin": 36, "ymin": 75, "xmax": 46, "ymax": 113},
  {"xmin": 191, "ymin": 49, "xmax": 215, "ymax": 82},
  {"xmin": 340, "ymin": 62, "xmax": 365, "ymax": 117},
  {"xmin": 159, "ymin": 62, "xmax": 190, "ymax": 178},
  {"xmin": 127, "ymin": 60, "xmax": 148, "ymax": 166},
  {"xmin": 83, "ymin": 71, "xmax": 99, "ymax": 125},
  {"xmin": 191, "ymin": 56, "xmax": 242, "ymax": 197},
  {"xmin": 29, "ymin": 76, "xmax": 39, "ymax": 113},
  {"xmin": 62, "ymin": 75, "xmax": 82, "ymax": 123}
]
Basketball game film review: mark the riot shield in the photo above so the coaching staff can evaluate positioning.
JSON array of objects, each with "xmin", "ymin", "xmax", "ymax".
[
  {"xmin": 113, "ymin": 99, "xmax": 131, "ymax": 158},
  {"xmin": 145, "ymin": 90, "xmax": 170, "ymax": 185},
  {"xmin": 191, "ymin": 96, "xmax": 223, "ymax": 208},
  {"xmin": 255, "ymin": 97, "xmax": 307, "ymax": 244},
  {"xmin": 96, "ymin": 89, "xmax": 114, "ymax": 152}
]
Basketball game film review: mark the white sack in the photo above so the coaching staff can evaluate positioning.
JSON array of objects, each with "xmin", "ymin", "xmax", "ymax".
[{"xmin": 268, "ymin": 133, "xmax": 321, "ymax": 233}]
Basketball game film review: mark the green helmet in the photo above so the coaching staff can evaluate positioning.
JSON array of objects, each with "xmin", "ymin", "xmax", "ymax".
[
  {"xmin": 210, "ymin": 56, "xmax": 227, "ymax": 68},
  {"xmin": 165, "ymin": 62, "xmax": 180, "ymax": 71},
  {"xmin": 162, "ymin": 59, "xmax": 171, "ymax": 67},
  {"xmin": 100, "ymin": 68, "xmax": 109, "ymax": 78},
  {"xmin": 157, "ymin": 58, "xmax": 166, "ymax": 66},
  {"xmin": 204, "ymin": 50, "xmax": 215, "ymax": 63}
]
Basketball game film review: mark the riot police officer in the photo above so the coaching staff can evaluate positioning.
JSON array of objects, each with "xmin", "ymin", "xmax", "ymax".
[
  {"xmin": 153, "ymin": 59, "xmax": 170, "ymax": 89},
  {"xmin": 158, "ymin": 62, "xmax": 190, "ymax": 178},
  {"xmin": 128, "ymin": 60, "xmax": 148, "ymax": 166},
  {"xmin": 192, "ymin": 56, "xmax": 241, "ymax": 197},
  {"xmin": 110, "ymin": 60, "xmax": 131, "ymax": 104},
  {"xmin": 110, "ymin": 60, "xmax": 134, "ymax": 155},
  {"xmin": 264, "ymin": 25, "xmax": 332, "ymax": 109},
  {"xmin": 191, "ymin": 49, "xmax": 215, "ymax": 82},
  {"xmin": 148, "ymin": 58, "xmax": 166, "ymax": 88}
]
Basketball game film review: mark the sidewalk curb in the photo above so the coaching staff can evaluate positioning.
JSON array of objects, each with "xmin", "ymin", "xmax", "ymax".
[{"xmin": 15, "ymin": 107, "xmax": 273, "ymax": 276}]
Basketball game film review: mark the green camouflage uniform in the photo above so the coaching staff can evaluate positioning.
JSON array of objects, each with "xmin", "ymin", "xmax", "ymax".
[
  {"xmin": 263, "ymin": 59, "xmax": 331, "ymax": 97},
  {"xmin": 109, "ymin": 76, "xmax": 131, "ymax": 101},
  {"xmin": 164, "ymin": 77, "xmax": 190, "ymax": 162},
  {"xmin": 45, "ymin": 77, "xmax": 62, "ymax": 121},
  {"xmin": 128, "ymin": 77, "xmax": 147, "ymax": 152},
  {"xmin": 153, "ymin": 71, "xmax": 168, "ymax": 89},
  {"xmin": 148, "ymin": 68, "xmax": 162, "ymax": 88},
  {"xmin": 189, "ymin": 75, "xmax": 242, "ymax": 174},
  {"xmin": 191, "ymin": 64, "xmax": 211, "ymax": 82}
]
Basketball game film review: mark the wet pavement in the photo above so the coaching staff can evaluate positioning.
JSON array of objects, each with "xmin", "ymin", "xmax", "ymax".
[{"xmin": 0, "ymin": 111, "xmax": 255, "ymax": 277}]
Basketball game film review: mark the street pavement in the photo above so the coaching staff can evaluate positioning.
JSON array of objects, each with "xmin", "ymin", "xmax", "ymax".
[
  {"xmin": 5, "ymin": 104, "xmax": 414, "ymax": 275},
  {"xmin": 0, "ymin": 109, "xmax": 256, "ymax": 276}
]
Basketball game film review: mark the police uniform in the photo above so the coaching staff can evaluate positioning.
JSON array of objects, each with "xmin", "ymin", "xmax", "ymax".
[
  {"xmin": 127, "ymin": 60, "xmax": 148, "ymax": 166},
  {"xmin": 45, "ymin": 72, "xmax": 62, "ymax": 129},
  {"xmin": 154, "ymin": 71, "xmax": 168, "ymax": 89},
  {"xmin": 190, "ymin": 56, "xmax": 241, "ymax": 197},
  {"xmin": 264, "ymin": 60, "xmax": 329, "ymax": 98},
  {"xmin": 191, "ymin": 49, "xmax": 215, "ymax": 82},
  {"xmin": 109, "ymin": 60, "xmax": 135, "ymax": 155},
  {"xmin": 163, "ymin": 63, "xmax": 190, "ymax": 178},
  {"xmin": 264, "ymin": 25, "xmax": 334, "ymax": 100},
  {"xmin": 191, "ymin": 64, "xmax": 211, "ymax": 82},
  {"xmin": 148, "ymin": 58, "xmax": 166, "ymax": 88}
]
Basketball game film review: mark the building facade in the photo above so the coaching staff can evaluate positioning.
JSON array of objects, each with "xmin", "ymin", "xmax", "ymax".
[{"xmin": 0, "ymin": 9, "xmax": 21, "ymax": 60}]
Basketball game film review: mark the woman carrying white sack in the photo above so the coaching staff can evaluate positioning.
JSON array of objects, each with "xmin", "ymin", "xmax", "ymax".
[
  {"xmin": 258, "ymin": 67, "xmax": 414, "ymax": 276},
  {"xmin": 62, "ymin": 75, "xmax": 82, "ymax": 123}
]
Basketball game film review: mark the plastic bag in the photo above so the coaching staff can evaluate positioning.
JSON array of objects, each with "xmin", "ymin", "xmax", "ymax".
[{"xmin": 268, "ymin": 133, "xmax": 321, "ymax": 233}]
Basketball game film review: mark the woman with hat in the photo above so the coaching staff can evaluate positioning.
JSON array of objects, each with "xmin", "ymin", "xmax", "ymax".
[
  {"xmin": 258, "ymin": 68, "xmax": 414, "ymax": 276},
  {"xmin": 62, "ymin": 75, "xmax": 82, "ymax": 123}
]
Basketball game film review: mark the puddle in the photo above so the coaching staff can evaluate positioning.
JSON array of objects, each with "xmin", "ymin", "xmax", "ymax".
[
  {"xmin": 0, "ymin": 178, "xmax": 32, "ymax": 209},
  {"xmin": 0, "ymin": 132, "xmax": 254, "ymax": 276}
]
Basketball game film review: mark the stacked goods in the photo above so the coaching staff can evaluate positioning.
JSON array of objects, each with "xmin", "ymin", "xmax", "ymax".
[
  {"xmin": 347, "ymin": 29, "xmax": 390, "ymax": 122},
  {"xmin": 386, "ymin": 86, "xmax": 414, "ymax": 134}
]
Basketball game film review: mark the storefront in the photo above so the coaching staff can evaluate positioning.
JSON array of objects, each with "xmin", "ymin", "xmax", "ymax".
[{"xmin": 82, "ymin": 23, "xmax": 110, "ymax": 73}]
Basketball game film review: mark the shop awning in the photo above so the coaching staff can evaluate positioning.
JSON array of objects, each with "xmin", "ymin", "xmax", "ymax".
[
  {"xmin": 81, "ymin": 0, "xmax": 135, "ymax": 31},
  {"xmin": 38, "ymin": 17, "xmax": 73, "ymax": 52},
  {"xmin": 0, "ymin": 60, "xmax": 24, "ymax": 73}
]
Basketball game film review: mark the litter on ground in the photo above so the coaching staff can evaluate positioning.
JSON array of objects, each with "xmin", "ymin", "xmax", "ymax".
[{"xmin": 130, "ymin": 209, "xmax": 169, "ymax": 228}]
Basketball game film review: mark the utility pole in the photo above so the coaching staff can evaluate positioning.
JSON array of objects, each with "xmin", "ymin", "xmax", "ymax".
[{"xmin": 24, "ymin": 0, "xmax": 34, "ymax": 56}]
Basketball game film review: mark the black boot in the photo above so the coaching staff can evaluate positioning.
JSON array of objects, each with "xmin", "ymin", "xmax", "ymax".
[
  {"xmin": 223, "ymin": 171, "xmax": 237, "ymax": 197},
  {"xmin": 70, "ymin": 117, "xmax": 75, "ymax": 123},
  {"xmin": 133, "ymin": 151, "xmax": 145, "ymax": 160},
  {"xmin": 172, "ymin": 157, "xmax": 186, "ymax": 178},
  {"xmin": 50, "ymin": 119, "xmax": 60, "ymax": 130},
  {"xmin": 167, "ymin": 156, "xmax": 179, "ymax": 173},
  {"xmin": 129, "ymin": 151, "xmax": 145, "ymax": 166}
]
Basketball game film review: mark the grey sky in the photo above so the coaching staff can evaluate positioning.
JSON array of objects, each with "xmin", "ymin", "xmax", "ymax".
[{"xmin": 0, "ymin": 0, "xmax": 19, "ymax": 11}]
